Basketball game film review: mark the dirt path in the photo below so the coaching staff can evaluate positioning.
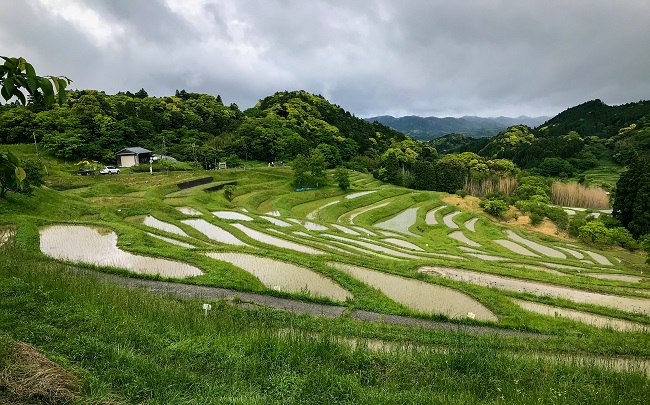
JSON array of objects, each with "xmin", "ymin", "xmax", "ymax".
[{"xmin": 68, "ymin": 267, "xmax": 544, "ymax": 338}]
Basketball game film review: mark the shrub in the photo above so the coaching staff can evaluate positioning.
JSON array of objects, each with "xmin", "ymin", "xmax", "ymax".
[
  {"xmin": 455, "ymin": 189, "xmax": 468, "ymax": 198},
  {"xmin": 529, "ymin": 212, "xmax": 544, "ymax": 225},
  {"xmin": 223, "ymin": 185, "xmax": 235, "ymax": 201},
  {"xmin": 480, "ymin": 199, "xmax": 509, "ymax": 217}
]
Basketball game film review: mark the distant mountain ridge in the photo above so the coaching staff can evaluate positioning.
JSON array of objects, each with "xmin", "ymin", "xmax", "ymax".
[{"xmin": 364, "ymin": 114, "xmax": 550, "ymax": 140}]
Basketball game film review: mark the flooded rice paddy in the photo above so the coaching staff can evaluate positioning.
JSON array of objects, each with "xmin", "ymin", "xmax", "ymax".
[
  {"xmin": 419, "ymin": 266, "xmax": 650, "ymax": 314},
  {"xmin": 382, "ymin": 238, "xmax": 424, "ymax": 251},
  {"xmin": 146, "ymin": 233, "xmax": 195, "ymax": 248},
  {"xmin": 494, "ymin": 239, "xmax": 539, "ymax": 257},
  {"xmin": 40, "ymin": 225, "xmax": 203, "ymax": 278},
  {"xmin": 582, "ymin": 250, "xmax": 613, "ymax": 266},
  {"xmin": 512, "ymin": 299, "xmax": 648, "ymax": 332},
  {"xmin": 329, "ymin": 262, "xmax": 498, "ymax": 321},
  {"xmin": 351, "ymin": 226, "xmax": 377, "ymax": 236},
  {"xmin": 345, "ymin": 190, "xmax": 377, "ymax": 199},
  {"xmin": 330, "ymin": 224, "xmax": 359, "ymax": 235},
  {"xmin": 260, "ymin": 215, "xmax": 292, "ymax": 227},
  {"xmin": 464, "ymin": 218, "xmax": 478, "ymax": 232},
  {"xmin": 374, "ymin": 207, "xmax": 418, "ymax": 236},
  {"xmin": 206, "ymin": 252, "xmax": 351, "ymax": 301},
  {"xmin": 323, "ymin": 234, "xmax": 421, "ymax": 259},
  {"xmin": 510, "ymin": 263, "xmax": 568, "ymax": 277},
  {"xmin": 504, "ymin": 230, "xmax": 566, "ymax": 259},
  {"xmin": 143, "ymin": 216, "xmax": 189, "ymax": 237},
  {"xmin": 425, "ymin": 206, "xmax": 446, "ymax": 225},
  {"xmin": 347, "ymin": 201, "xmax": 391, "ymax": 223},
  {"xmin": 307, "ymin": 200, "xmax": 339, "ymax": 219},
  {"xmin": 0, "ymin": 225, "xmax": 15, "ymax": 249},
  {"xmin": 176, "ymin": 207, "xmax": 203, "ymax": 215},
  {"xmin": 286, "ymin": 218, "xmax": 329, "ymax": 231},
  {"xmin": 556, "ymin": 246, "xmax": 584, "ymax": 259},
  {"xmin": 584, "ymin": 273, "xmax": 645, "ymax": 283},
  {"xmin": 181, "ymin": 219, "xmax": 248, "ymax": 246},
  {"xmin": 231, "ymin": 223, "xmax": 325, "ymax": 254},
  {"xmin": 442, "ymin": 211, "xmax": 462, "ymax": 228},
  {"xmin": 212, "ymin": 211, "xmax": 253, "ymax": 221},
  {"xmin": 448, "ymin": 231, "xmax": 481, "ymax": 247}
]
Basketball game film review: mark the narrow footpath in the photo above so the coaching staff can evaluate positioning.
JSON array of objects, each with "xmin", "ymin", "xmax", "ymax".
[{"xmin": 70, "ymin": 267, "xmax": 544, "ymax": 338}]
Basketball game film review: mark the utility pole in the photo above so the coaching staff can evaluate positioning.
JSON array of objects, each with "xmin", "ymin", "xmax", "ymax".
[{"xmin": 33, "ymin": 132, "xmax": 48, "ymax": 174}]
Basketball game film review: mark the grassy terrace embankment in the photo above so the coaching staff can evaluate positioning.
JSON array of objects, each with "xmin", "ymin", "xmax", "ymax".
[{"xmin": 1, "ymin": 146, "xmax": 649, "ymax": 403}]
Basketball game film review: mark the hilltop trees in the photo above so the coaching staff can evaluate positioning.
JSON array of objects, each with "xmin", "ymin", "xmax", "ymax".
[
  {"xmin": 1, "ymin": 57, "xmax": 64, "ymax": 198},
  {"xmin": 613, "ymin": 155, "xmax": 650, "ymax": 239}
]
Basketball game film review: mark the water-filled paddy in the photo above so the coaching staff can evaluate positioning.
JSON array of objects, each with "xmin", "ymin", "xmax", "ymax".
[
  {"xmin": 260, "ymin": 215, "xmax": 292, "ymax": 227},
  {"xmin": 231, "ymin": 224, "xmax": 325, "ymax": 254},
  {"xmin": 329, "ymin": 262, "xmax": 498, "ymax": 321},
  {"xmin": 512, "ymin": 299, "xmax": 648, "ymax": 332},
  {"xmin": 0, "ymin": 225, "xmax": 15, "ymax": 249},
  {"xmin": 464, "ymin": 217, "xmax": 478, "ymax": 232},
  {"xmin": 176, "ymin": 207, "xmax": 203, "ymax": 215},
  {"xmin": 442, "ymin": 211, "xmax": 462, "ymax": 228},
  {"xmin": 146, "ymin": 233, "xmax": 195, "ymax": 248},
  {"xmin": 206, "ymin": 252, "xmax": 351, "ymax": 301},
  {"xmin": 331, "ymin": 224, "xmax": 359, "ymax": 235},
  {"xmin": 40, "ymin": 225, "xmax": 203, "ymax": 278},
  {"xmin": 347, "ymin": 201, "xmax": 390, "ymax": 223},
  {"xmin": 143, "ymin": 216, "xmax": 188, "ymax": 237},
  {"xmin": 181, "ymin": 219, "xmax": 248, "ymax": 246},
  {"xmin": 504, "ymin": 230, "xmax": 566, "ymax": 259},
  {"xmin": 374, "ymin": 207, "xmax": 418, "ymax": 236},
  {"xmin": 425, "ymin": 205, "xmax": 446, "ymax": 225},
  {"xmin": 494, "ymin": 239, "xmax": 539, "ymax": 257},
  {"xmin": 382, "ymin": 238, "xmax": 424, "ymax": 251},
  {"xmin": 584, "ymin": 273, "xmax": 645, "ymax": 283},
  {"xmin": 212, "ymin": 211, "xmax": 253, "ymax": 221},
  {"xmin": 448, "ymin": 231, "xmax": 481, "ymax": 247},
  {"xmin": 323, "ymin": 234, "xmax": 420, "ymax": 259},
  {"xmin": 286, "ymin": 218, "xmax": 328, "ymax": 231},
  {"xmin": 420, "ymin": 266, "xmax": 650, "ymax": 314}
]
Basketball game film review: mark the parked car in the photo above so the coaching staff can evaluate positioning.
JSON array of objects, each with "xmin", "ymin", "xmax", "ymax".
[{"xmin": 100, "ymin": 166, "xmax": 120, "ymax": 175}]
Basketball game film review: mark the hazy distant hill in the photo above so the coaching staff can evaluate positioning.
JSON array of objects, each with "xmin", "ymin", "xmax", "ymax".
[{"xmin": 364, "ymin": 115, "xmax": 549, "ymax": 140}]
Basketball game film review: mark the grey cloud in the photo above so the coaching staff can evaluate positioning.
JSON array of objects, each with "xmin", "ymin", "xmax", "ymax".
[{"xmin": 2, "ymin": 0, "xmax": 649, "ymax": 118}]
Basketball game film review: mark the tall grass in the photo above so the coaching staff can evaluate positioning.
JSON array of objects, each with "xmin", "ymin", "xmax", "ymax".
[
  {"xmin": 464, "ymin": 176, "xmax": 519, "ymax": 197},
  {"xmin": 551, "ymin": 182, "xmax": 611, "ymax": 209},
  {"xmin": 1, "ymin": 249, "xmax": 649, "ymax": 404}
]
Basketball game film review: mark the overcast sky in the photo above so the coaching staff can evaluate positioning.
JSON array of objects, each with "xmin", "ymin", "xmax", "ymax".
[{"xmin": 2, "ymin": 0, "xmax": 649, "ymax": 118}]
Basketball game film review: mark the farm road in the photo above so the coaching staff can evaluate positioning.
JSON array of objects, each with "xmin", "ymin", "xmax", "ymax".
[{"xmin": 69, "ymin": 267, "xmax": 543, "ymax": 338}]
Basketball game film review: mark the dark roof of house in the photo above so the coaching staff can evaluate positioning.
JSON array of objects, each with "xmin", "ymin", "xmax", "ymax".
[{"xmin": 116, "ymin": 147, "xmax": 152, "ymax": 155}]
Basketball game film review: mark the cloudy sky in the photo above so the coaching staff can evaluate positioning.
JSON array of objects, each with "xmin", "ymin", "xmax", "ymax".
[{"xmin": 2, "ymin": 0, "xmax": 649, "ymax": 118}]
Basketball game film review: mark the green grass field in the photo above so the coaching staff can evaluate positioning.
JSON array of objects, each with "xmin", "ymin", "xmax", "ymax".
[{"xmin": 1, "ymin": 145, "xmax": 649, "ymax": 403}]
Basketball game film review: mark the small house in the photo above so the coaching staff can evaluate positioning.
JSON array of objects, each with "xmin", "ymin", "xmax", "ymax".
[{"xmin": 116, "ymin": 147, "xmax": 152, "ymax": 167}]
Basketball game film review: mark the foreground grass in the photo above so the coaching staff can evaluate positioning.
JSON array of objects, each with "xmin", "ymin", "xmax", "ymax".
[{"xmin": 1, "ymin": 249, "xmax": 649, "ymax": 404}]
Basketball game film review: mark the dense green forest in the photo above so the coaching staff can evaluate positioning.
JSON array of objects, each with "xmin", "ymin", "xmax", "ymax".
[
  {"xmin": 0, "ymin": 89, "xmax": 407, "ymax": 169},
  {"xmin": 1, "ymin": 85, "xmax": 650, "ymax": 249}
]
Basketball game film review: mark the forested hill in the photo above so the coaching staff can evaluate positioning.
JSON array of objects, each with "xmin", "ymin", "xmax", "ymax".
[
  {"xmin": 364, "ymin": 114, "xmax": 548, "ymax": 140},
  {"xmin": 0, "ymin": 89, "xmax": 406, "ymax": 167},
  {"xmin": 430, "ymin": 99, "xmax": 650, "ymax": 171}
]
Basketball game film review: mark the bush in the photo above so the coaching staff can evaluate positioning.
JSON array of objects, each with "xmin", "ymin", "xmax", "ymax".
[
  {"xmin": 529, "ymin": 212, "xmax": 544, "ymax": 225},
  {"xmin": 455, "ymin": 189, "xmax": 469, "ymax": 198},
  {"xmin": 480, "ymin": 199, "xmax": 509, "ymax": 217},
  {"xmin": 223, "ymin": 185, "xmax": 235, "ymax": 201},
  {"xmin": 334, "ymin": 168, "xmax": 350, "ymax": 190}
]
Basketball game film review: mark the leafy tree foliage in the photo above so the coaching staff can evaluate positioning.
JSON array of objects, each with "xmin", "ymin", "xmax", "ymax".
[
  {"xmin": 1, "ymin": 56, "xmax": 70, "ymax": 106},
  {"xmin": 613, "ymin": 155, "xmax": 650, "ymax": 238},
  {"xmin": 334, "ymin": 167, "xmax": 350, "ymax": 190}
]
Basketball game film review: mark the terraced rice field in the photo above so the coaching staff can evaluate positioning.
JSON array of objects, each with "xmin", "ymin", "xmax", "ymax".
[
  {"xmin": 34, "ymin": 169, "xmax": 650, "ymax": 334},
  {"xmin": 40, "ymin": 225, "xmax": 203, "ymax": 278}
]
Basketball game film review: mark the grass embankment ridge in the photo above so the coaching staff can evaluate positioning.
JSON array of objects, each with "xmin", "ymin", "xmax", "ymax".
[
  {"xmin": 1, "ymin": 145, "xmax": 650, "ymax": 402},
  {"xmin": 2, "ymin": 249, "xmax": 649, "ymax": 404}
]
